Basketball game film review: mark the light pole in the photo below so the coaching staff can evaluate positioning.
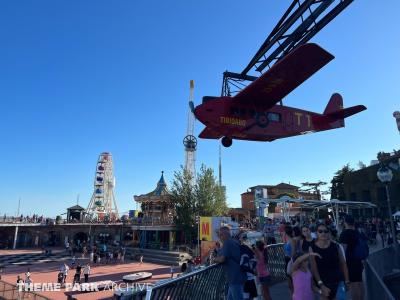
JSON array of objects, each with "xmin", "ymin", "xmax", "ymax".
[
  {"xmin": 377, "ymin": 164, "xmax": 397, "ymax": 245},
  {"xmin": 196, "ymin": 215, "xmax": 200, "ymax": 257}
]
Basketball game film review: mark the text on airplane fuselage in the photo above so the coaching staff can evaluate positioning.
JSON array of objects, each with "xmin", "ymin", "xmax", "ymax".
[
  {"xmin": 294, "ymin": 112, "xmax": 312, "ymax": 127},
  {"xmin": 220, "ymin": 117, "xmax": 246, "ymax": 127}
]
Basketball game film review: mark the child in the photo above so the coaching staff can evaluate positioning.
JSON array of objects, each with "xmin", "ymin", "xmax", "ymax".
[
  {"xmin": 254, "ymin": 241, "xmax": 272, "ymax": 300},
  {"xmin": 290, "ymin": 252, "xmax": 322, "ymax": 300},
  {"xmin": 139, "ymin": 255, "xmax": 143, "ymax": 265}
]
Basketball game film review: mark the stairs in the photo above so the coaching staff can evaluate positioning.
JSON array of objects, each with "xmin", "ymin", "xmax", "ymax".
[
  {"xmin": 125, "ymin": 247, "xmax": 191, "ymax": 266},
  {"xmin": 0, "ymin": 251, "xmax": 70, "ymax": 266}
]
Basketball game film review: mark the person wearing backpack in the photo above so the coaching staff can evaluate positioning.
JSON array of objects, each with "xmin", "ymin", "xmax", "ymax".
[
  {"xmin": 339, "ymin": 215, "xmax": 365, "ymax": 300},
  {"xmin": 238, "ymin": 234, "xmax": 258, "ymax": 300}
]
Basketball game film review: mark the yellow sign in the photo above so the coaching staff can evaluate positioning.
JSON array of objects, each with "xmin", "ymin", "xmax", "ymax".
[
  {"xmin": 200, "ymin": 217, "xmax": 212, "ymax": 241},
  {"xmin": 220, "ymin": 117, "xmax": 246, "ymax": 127}
]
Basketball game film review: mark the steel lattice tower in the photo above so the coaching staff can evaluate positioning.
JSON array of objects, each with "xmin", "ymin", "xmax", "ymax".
[{"xmin": 183, "ymin": 80, "xmax": 197, "ymax": 183}]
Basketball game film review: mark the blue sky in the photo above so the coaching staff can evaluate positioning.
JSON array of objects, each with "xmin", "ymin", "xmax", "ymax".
[{"xmin": 0, "ymin": 1, "xmax": 399, "ymax": 216}]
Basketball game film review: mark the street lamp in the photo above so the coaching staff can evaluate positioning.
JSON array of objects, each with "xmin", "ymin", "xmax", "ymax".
[{"xmin": 377, "ymin": 164, "xmax": 397, "ymax": 245}]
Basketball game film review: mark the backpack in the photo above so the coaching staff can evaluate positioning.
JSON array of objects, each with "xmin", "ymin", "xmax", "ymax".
[
  {"xmin": 239, "ymin": 244, "xmax": 257, "ymax": 275},
  {"xmin": 353, "ymin": 231, "xmax": 369, "ymax": 260}
]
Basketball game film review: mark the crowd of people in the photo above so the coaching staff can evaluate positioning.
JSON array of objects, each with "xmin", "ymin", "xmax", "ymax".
[
  {"xmin": 213, "ymin": 213, "xmax": 385, "ymax": 300},
  {"xmin": 15, "ymin": 240, "xmax": 128, "ymax": 292},
  {"xmin": 2, "ymin": 214, "xmax": 50, "ymax": 224},
  {"xmin": 58, "ymin": 262, "xmax": 91, "ymax": 285},
  {"xmin": 64, "ymin": 240, "xmax": 126, "ymax": 265}
]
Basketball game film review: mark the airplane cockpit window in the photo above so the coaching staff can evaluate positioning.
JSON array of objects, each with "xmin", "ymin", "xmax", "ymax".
[
  {"xmin": 268, "ymin": 112, "xmax": 281, "ymax": 122},
  {"xmin": 230, "ymin": 107, "xmax": 240, "ymax": 116}
]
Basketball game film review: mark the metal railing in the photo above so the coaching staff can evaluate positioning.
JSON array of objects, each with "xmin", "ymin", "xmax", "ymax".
[
  {"xmin": 365, "ymin": 244, "xmax": 399, "ymax": 300},
  {"xmin": 0, "ymin": 216, "xmax": 51, "ymax": 225},
  {"xmin": 132, "ymin": 243, "xmax": 286, "ymax": 300},
  {"xmin": 129, "ymin": 217, "xmax": 175, "ymax": 226},
  {"xmin": 0, "ymin": 281, "xmax": 52, "ymax": 300},
  {"xmin": 58, "ymin": 217, "xmax": 175, "ymax": 226},
  {"xmin": 135, "ymin": 264, "xmax": 226, "ymax": 300}
]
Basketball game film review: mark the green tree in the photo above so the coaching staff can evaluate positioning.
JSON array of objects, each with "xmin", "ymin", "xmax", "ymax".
[
  {"xmin": 171, "ymin": 167, "xmax": 196, "ymax": 244},
  {"xmin": 195, "ymin": 165, "xmax": 228, "ymax": 217},
  {"xmin": 170, "ymin": 165, "xmax": 229, "ymax": 244},
  {"xmin": 330, "ymin": 164, "xmax": 354, "ymax": 200}
]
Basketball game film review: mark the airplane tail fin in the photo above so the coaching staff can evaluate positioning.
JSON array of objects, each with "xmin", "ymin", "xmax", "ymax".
[
  {"xmin": 324, "ymin": 93, "xmax": 343, "ymax": 115},
  {"xmin": 320, "ymin": 93, "xmax": 366, "ymax": 128}
]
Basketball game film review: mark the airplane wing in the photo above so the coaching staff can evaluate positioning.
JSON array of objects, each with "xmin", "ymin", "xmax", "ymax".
[
  {"xmin": 233, "ymin": 43, "xmax": 334, "ymax": 109},
  {"xmin": 199, "ymin": 127, "xmax": 223, "ymax": 139}
]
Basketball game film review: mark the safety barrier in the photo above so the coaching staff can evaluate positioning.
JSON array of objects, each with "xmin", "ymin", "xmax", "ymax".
[
  {"xmin": 132, "ymin": 243, "xmax": 286, "ymax": 299},
  {"xmin": 0, "ymin": 280, "xmax": 52, "ymax": 300},
  {"xmin": 265, "ymin": 243, "xmax": 287, "ymax": 283},
  {"xmin": 141, "ymin": 264, "xmax": 226, "ymax": 300},
  {"xmin": 364, "ymin": 244, "xmax": 399, "ymax": 300}
]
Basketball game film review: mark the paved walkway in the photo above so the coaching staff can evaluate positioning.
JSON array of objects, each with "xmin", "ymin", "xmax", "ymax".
[
  {"xmin": 0, "ymin": 240, "xmax": 386, "ymax": 299},
  {"xmin": 2, "ymin": 259, "xmax": 172, "ymax": 300},
  {"xmin": 270, "ymin": 281, "xmax": 291, "ymax": 299}
]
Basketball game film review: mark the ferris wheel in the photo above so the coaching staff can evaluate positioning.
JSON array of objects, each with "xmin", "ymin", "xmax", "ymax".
[{"xmin": 86, "ymin": 152, "xmax": 119, "ymax": 220}]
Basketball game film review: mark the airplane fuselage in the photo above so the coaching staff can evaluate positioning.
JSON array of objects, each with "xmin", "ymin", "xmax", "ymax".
[{"xmin": 195, "ymin": 96, "xmax": 342, "ymax": 142}]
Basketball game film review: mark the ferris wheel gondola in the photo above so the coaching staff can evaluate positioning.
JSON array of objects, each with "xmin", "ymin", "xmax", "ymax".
[{"xmin": 86, "ymin": 152, "xmax": 119, "ymax": 220}]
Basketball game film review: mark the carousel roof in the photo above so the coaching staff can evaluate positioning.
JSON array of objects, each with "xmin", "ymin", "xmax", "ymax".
[{"xmin": 134, "ymin": 171, "xmax": 171, "ymax": 201}]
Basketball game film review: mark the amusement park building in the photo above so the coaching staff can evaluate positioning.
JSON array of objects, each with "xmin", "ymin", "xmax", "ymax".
[
  {"xmin": 0, "ymin": 176, "xmax": 182, "ymax": 251},
  {"xmin": 241, "ymin": 183, "xmax": 319, "ymax": 218},
  {"xmin": 343, "ymin": 151, "xmax": 400, "ymax": 218},
  {"xmin": 133, "ymin": 172, "xmax": 175, "ymax": 223}
]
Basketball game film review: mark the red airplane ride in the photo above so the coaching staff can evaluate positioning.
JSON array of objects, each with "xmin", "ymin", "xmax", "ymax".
[{"xmin": 193, "ymin": 43, "xmax": 366, "ymax": 147}]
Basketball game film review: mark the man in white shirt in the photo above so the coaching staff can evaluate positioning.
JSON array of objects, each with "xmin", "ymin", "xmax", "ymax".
[
  {"xmin": 83, "ymin": 264, "xmax": 91, "ymax": 283},
  {"xmin": 62, "ymin": 263, "xmax": 69, "ymax": 283}
]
